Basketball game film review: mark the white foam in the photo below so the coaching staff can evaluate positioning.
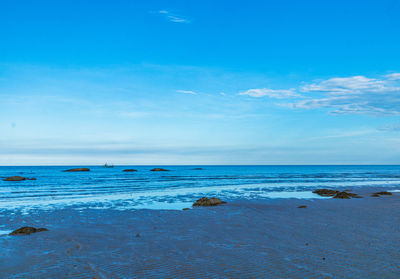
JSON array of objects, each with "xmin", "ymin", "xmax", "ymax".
[
  {"xmin": 1, "ymin": 176, "xmax": 399, "ymax": 212},
  {"xmin": 0, "ymin": 229, "xmax": 12, "ymax": 236}
]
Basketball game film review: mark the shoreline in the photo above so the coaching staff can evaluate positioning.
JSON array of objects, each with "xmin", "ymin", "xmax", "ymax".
[{"xmin": 1, "ymin": 186, "xmax": 399, "ymax": 278}]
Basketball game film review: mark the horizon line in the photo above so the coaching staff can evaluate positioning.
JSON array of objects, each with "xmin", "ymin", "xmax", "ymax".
[{"xmin": 1, "ymin": 164, "xmax": 400, "ymax": 167}]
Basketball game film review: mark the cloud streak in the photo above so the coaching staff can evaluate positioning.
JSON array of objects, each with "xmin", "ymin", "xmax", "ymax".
[
  {"xmin": 240, "ymin": 73, "xmax": 400, "ymax": 115},
  {"xmin": 385, "ymin": 73, "xmax": 400, "ymax": 81},
  {"xmin": 295, "ymin": 74, "xmax": 400, "ymax": 115},
  {"xmin": 176, "ymin": 90, "xmax": 197, "ymax": 95},
  {"xmin": 239, "ymin": 88, "xmax": 301, "ymax": 98},
  {"xmin": 300, "ymin": 76, "xmax": 389, "ymax": 94},
  {"xmin": 158, "ymin": 10, "xmax": 190, "ymax": 23},
  {"xmin": 377, "ymin": 123, "xmax": 400, "ymax": 132}
]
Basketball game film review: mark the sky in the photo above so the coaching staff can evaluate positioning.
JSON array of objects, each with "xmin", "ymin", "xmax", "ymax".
[{"xmin": 1, "ymin": 0, "xmax": 400, "ymax": 165}]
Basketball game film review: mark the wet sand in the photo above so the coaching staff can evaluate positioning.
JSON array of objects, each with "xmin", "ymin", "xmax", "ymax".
[{"xmin": 0, "ymin": 188, "xmax": 399, "ymax": 278}]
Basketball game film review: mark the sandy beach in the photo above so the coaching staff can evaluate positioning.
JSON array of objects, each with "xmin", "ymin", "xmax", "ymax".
[
  {"xmin": 0, "ymin": 187, "xmax": 398, "ymax": 278},
  {"xmin": 3, "ymin": 0, "xmax": 400, "ymax": 277}
]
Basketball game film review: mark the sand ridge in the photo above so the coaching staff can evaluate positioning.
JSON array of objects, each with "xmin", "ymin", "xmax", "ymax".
[{"xmin": 0, "ymin": 188, "xmax": 399, "ymax": 278}]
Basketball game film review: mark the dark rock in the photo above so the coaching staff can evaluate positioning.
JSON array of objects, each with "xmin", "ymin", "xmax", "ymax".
[
  {"xmin": 372, "ymin": 191, "xmax": 392, "ymax": 197},
  {"xmin": 312, "ymin": 189, "xmax": 340, "ymax": 197},
  {"xmin": 182, "ymin": 208, "xmax": 190, "ymax": 210},
  {"xmin": 123, "ymin": 169, "xmax": 137, "ymax": 172},
  {"xmin": 3, "ymin": 176, "xmax": 36, "ymax": 181},
  {"xmin": 63, "ymin": 168, "xmax": 90, "ymax": 172},
  {"xmin": 333, "ymin": 191, "xmax": 352, "ymax": 199},
  {"xmin": 193, "ymin": 197, "xmax": 226, "ymax": 207},
  {"xmin": 136, "ymin": 233, "xmax": 140, "ymax": 238},
  {"xmin": 192, "ymin": 168, "xmax": 203, "ymax": 170},
  {"xmin": 150, "ymin": 168, "xmax": 169, "ymax": 171},
  {"xmin": 377, "ymin": 191, "xmax": 392, "ymax": 195},
  {"xmin": 333, "ymin": 191, "xmax": 360, "ymax": 199},
  {"xmin": 298, "ymin": 205, "xmax": 307, "ymax": 208},
  {"xmin": 314, "ymin": 189, "xmax": 361, "ymax": 199},
  {"xmin": 9, "ymin": 227, "xmax": 48, "ymax": 236}
]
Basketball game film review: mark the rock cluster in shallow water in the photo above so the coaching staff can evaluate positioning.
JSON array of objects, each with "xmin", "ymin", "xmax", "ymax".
[
  {"xmin": 371, "ymin": 191, "xmax": 392, "ymax": 197},
  {"xmin": 9, "ymin": 227, "xmax": 48, "ymax": 236},
  {"xmin": 63, "ymin": 168, "xmax": 90, "ymax": 172},
  {"xmin": 313, "ymin": 189, "xmax": 361, "ymax": 199},
  {"xmin": 193, "ymin": 197, "xmax": 227, "ymax": 207},
  {"xmin": 3, "ymin": 176, "xmax": 36, "ymax": 181},
  {"xmin": 333, "ymin": 191, "xmax": 361, "ymax": 199},
  {"xmin": 312, "ymin": 189, "xmax": 340, "ymax": 197},
  {"xmin": 150, "ymin": 168, "xmax": 169, "ymax": 171}
]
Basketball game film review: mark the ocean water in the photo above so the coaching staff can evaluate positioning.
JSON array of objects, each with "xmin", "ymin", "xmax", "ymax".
[{"xmin": 1, "ymin": 165, "xmax": 400, "ymax": 212}]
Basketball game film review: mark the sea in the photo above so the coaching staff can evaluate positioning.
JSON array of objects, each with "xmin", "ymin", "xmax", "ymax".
[{"xmin": 1, "ymin": 165, "xmax": 400, "ymax": 213}]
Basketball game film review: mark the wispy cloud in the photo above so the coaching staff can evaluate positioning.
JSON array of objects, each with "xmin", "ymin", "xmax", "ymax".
[
  {"xmin": 385, "ymin": 73, "xmax": 400, "ymax": 80},
  {"xmin": 176, "ymin": 90, "xmax": 197, "ymax": 95},
  {"xmin": 300, "ymin": 76, "xmax": 388, "ymax": 94},
  {"xmin": 377, "ymin": 123, "xmax": 400, "ymax": 132},
  {"xmin": 293, "ymin": 74, "xmax": 400, "ymax": 115},
  {"xmin": 240, "ymin": 73, "xmax": 400, "ymax": 116},
  {"xmin": 239, "ymin": 88, "xmax": 301, "ymax": 98},
  {"xmin": 307, "ymin": 129, "xmax": 376, "ymax": 140},
  {"xmin": 158, "ymin": 10, "xmax": 190, "ymax": 23}
]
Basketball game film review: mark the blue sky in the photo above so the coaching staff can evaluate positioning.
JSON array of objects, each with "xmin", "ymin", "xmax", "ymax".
[{"xmin": 1, "ymin": 0, "xmax": 400, "ymax": 165}]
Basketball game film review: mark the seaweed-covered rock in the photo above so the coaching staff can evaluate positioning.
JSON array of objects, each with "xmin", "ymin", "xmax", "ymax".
[
  {"xmin": 333, "ymin": 192, "xmax": 352, "ymax": 199},
  {"xmin": 9, "ymin": 227, "xmax": 48, "ymax": 236},
  {"xmin": 63, "ymin": 168, "xmax": 90, "ymax": 172},
  {"xmin": 150, "ymin": 168, "xmax": 169, "ymax": 171},
  {"xmin": 313, "ymin": 189, "xmax": 361, "ymax": 199},
  {"xmin": 298, "ymin": 205, "xmax": 307, "ymax": 208},
  {"xmin": 333, "ymin": 191, "xmax": 360, "ymax": 199},
  {"xmin": 371, "ymin": 191, "xmax": 392, "ymax": 197},
  {"xmin": 312, "ymin": 189, "xmax": 340, "ymax": 197},
  {"xmin": 193, "ymin": 197, "xmax": 226, "ymax": 207},
  {"xmin": 3, "ymin": 176, "xmax": 36, "ymax": 181},
  {"xmin": 378, "ymin": 191, "xmax": 392, "ymax": 195},
  {"xmin": 123, "ymin": 169, "xmax": 137, "ymax": 172}
]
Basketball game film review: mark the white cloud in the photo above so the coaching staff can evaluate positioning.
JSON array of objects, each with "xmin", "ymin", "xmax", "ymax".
[
  {"xmin": 158, "ymin": 10, "xmax": 190, "ymax": 23},
  {"xmin": 300, "ymin": 76, "xmax": 388, "ymax": 94},
  {"xmin": 295, "ymin": 75, "xmax": 400, "ymax": 115},
  {"xmin": 291, "ymin": 98, "xmax": 398, "ymax": 115},
  {"xmin": 238, "ymin": 74, "xmax": 400, "ymax": 115},
  {"xmin": 176, "ymin": 90, "xmax": 197, "ymax": 95},
  {"xmin": 265, "ymin": 74, "xmax": 400, "ymax": 115},
  {"xmin": 239, "ymin": 88, "xmax": 301, "ymax": 98},
  {"xmin": 385, "ymin": 73, "xmax": 400, "ymax": 80}
]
